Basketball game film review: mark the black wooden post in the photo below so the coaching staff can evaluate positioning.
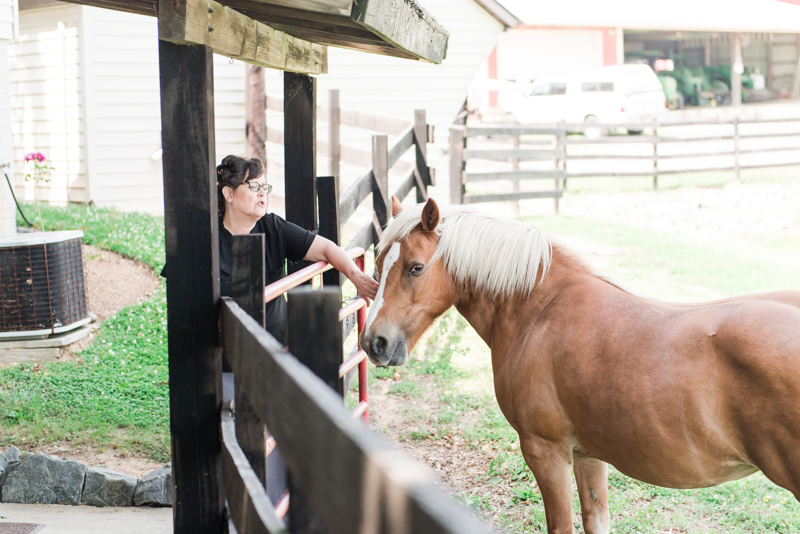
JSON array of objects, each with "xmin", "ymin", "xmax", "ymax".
[
  {"xmin": 287, "ymin": 287, "xmax": 344, "ymax": 534},
  {"xmin": 158, "ymin": 39, "xmax": 223, "ymax": 534},
  {"xmin": 284, "ymin": 72, "xmax": 317, "ymax": 232},
  {"xmin": 231, "ymin": 234, "xmax": 267, "ymax": 486},
  {"xmin": 317, "ymin": 176, "xmax": 341, "ymax": 287}
]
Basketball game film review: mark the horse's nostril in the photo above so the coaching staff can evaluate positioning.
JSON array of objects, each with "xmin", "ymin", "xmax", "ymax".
[{"xmin": 373, "ymin": 336, "xmax": 388, "ymax": 356}]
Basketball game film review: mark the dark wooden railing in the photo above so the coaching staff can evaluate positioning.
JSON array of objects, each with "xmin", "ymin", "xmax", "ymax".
[{"xmin": 220, "ymin": 282, "xmax": 492, "ymax": 534}]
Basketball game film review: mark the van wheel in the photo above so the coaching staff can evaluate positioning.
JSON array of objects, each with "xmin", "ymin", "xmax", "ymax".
[{"xmin": 583, "ymin": 115, "xmax": 605, "ymax": 140}]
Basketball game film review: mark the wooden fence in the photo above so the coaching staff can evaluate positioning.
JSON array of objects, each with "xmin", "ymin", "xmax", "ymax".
[
  {"xmin": 214, "ymin": 99, "xmax": 478, "ymax": 533},
  {"xmin": 450, "ymin": 117, "xmax": 800, "ymax": 210},
  {"xmin": 266, "ymin": 90, "xmax": 435, "ymax": 221}
]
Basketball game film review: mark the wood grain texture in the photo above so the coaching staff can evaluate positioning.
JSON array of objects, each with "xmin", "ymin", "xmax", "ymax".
[
  {"xmin": 158, "ymin": 40, "xmax": 223, "ymax": 534},
  {"xmin": 221, "ymin": 406, "xmax": 288, "ymax": 534},
  {"xmin": 350, "ymin": 0, "xmax": 449, "ymax": 64},
  {"xmin": 283, "ymin": 73, "xmax": 317, "ymax": 232},
  {"xmin": 338, "ymin": 171, "xmax": 373, "ymax": 225},
  {"xmin": 463, "ymin": 190, "xmax": 563, "ymax": 204},
  {"xmin": 372, "ymin": 134, "xmax": 389, "ymax": 229},
  {"xmin": 158, "ymin": 0, "xmax": 327, "ymax": 75},
  {"xmin": 317, "ymin": 176, "xmax": 342, "ymax": 287},
  {"xmin": 232, "ymin": 235, "xmax": 268, "ymax": 487},
  {"xmin": 465, "ymin": 170, "xmax": 564, "ymax": 183},
  {"xmin": 464, "ymin": 148, "xmax": 565, "ymax": 161},
  {"xmin": 449, "ymin": 127, "xmax": 464, "ymax": 204},
  {"xmin": 220, "ymin": 299, "xmax": 493, "ymax": 534}
]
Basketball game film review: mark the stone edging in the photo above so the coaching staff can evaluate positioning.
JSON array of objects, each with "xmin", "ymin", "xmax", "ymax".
[{"xmin": 0, "ymin": 446, "xmax": 172, "ymax": 507}]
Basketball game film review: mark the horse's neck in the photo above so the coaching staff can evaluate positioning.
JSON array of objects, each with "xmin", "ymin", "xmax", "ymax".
[{"xmin": 453, "ymin": 247, "xmax": 597, "ymax": 349}]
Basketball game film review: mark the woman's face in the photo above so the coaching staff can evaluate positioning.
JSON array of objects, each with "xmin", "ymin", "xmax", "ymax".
[{"xmin": 224, "ymin": 174, "xmax": 268, "ymax": 221}]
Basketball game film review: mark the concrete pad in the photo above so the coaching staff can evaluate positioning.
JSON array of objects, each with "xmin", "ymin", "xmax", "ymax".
[{"xmin": 0, "ymin": 504, "xmax": 172, "ymax": 534}]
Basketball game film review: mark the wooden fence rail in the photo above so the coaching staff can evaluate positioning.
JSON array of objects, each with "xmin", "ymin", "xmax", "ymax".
[
  {"xmin": 451, "ymin": 116, "xmax": 800, "ymax": 208},
  {"xmin": 220, "ymin": 295, "xmax": 492, "ymax": 534}
]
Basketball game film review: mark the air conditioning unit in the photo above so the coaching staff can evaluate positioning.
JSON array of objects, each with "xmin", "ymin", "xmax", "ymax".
[{"xmin": 0, "ymin": 231, "xmax": 90, "ymax": 339}]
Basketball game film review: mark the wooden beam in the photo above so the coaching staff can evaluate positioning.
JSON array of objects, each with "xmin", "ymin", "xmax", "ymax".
[
  {"xmin": 158, "ymin": 0, "xmax": 327, "ymax": 75},
  {"xmin": 351, "ymin": 0, "xmax": 449, "ymax": 63},
  {"xmin": 158, "ymin": 39, "xmax": 223, "ymax": 534}
]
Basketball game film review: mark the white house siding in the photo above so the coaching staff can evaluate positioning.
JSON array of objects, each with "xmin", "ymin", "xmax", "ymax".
[
  {"xmin": 10, "ymin": 4, "xmax": 83, "ymax": 206},
  {"xmin": 9, "ymin": 5, "xmax": 244, "ymax": 214},
  {"xmin": 0, "ymin": 29, "xmax": 17, "ymax": 236}
]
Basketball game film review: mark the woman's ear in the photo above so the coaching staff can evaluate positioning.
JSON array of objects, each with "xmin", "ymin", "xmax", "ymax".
[{"xmin": 222, "ymin": 185, "xmax": 233, "ymax": 203}]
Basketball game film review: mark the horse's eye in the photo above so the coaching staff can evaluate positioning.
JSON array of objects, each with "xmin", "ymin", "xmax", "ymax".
[{"xmin": 408, "ymin": 264, "xmax": 424, "ymax": 277}]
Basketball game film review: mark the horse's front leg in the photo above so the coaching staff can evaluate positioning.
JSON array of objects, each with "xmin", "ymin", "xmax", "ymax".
[
  {"xmin": 573, "ymin": 454, "xmax": 610, "ymax": 534},
  {"xmin": 520, "ymin": 437, "xmax": 575, "ymax": 534}
]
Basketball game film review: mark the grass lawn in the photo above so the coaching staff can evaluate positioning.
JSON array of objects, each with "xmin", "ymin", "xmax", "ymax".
[
  {"xmin": 1, "ymin": 204, "xmax": 170, "ymax": 461},
  {"xmin": 375, "ymin": 189, "xmax": 800, "ymax": 533}
]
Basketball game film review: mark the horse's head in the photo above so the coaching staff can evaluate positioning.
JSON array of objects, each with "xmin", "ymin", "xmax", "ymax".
[{"xmin": 360, "ymin": 197, "xmax": 456, "ymax": 367}]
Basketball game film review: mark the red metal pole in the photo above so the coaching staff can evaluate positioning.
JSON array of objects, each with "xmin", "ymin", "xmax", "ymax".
[{"xmin": 356, "ymin": 255, "xmax": 369, "ymax": 424}]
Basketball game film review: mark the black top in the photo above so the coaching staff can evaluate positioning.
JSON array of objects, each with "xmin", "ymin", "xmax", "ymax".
[{"xmin": 162, "ymin": 214, "xmax": 315, "ymax": 344}]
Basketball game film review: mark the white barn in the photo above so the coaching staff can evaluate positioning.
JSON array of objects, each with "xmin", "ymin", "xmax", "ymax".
[{"xmin": 8, "ymin": 0, "xmax": 517, "ymax": 214}]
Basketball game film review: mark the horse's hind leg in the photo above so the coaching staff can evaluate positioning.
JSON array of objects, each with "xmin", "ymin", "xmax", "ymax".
[
  {"xmin": 520, "ymin": 437, "xmax": 575, "ymax": 534},
  {"xmin": 573, "ymin": 455, "xmax": 610, "ymax": 534}
]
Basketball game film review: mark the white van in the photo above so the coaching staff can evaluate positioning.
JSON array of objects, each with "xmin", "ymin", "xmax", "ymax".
[{"xmin": 505, "ymin": 64, "xmax": 667, "ymax": 133}]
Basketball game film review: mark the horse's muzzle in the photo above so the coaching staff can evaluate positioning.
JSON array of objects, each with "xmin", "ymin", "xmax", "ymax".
[{"xmin": 363, "ymin": 332, "xmax": 408, "ymax": 367}]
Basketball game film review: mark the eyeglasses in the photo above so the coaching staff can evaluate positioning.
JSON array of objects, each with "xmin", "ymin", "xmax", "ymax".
[{"xmin": 246, "ymin": 181, "xmax": 273, "ymax": 194}]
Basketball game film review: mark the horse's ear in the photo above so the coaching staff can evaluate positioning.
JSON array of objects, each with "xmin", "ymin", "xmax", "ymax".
[
  {"xmin": 421, "ymin": 198, "xmax": 439, "ymax": 233},
  {"xmin": 391, "ymin": 195, "xmax": 403, "ymax": 218}
]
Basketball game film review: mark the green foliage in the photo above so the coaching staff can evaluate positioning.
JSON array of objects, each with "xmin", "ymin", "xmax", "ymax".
[
  {"xmin": 0, "ymin": 289, "xmax": 170, "ymax": 460},
  {"xmin": 6, "ymin": 203, "xmax": 169, "ymax": 460},
  {"xmin": 16, "ymin": 202, "xmax": 165, "ymax": 272}
]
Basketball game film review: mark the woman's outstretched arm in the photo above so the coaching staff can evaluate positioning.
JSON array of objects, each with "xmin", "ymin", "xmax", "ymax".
[{"xmin": 304, "ymin": 235, "xmax": 378, "ymax": 303}]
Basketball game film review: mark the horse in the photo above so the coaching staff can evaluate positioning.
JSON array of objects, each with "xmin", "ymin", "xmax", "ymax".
[{"xmin": 361, "ymin": 196, "xmax": 800, "ymax": 534}]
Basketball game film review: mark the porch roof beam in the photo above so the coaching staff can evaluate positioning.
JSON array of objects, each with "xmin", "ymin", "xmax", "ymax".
[{"xmin": 159, "ymin": 0, "xmax": 327, "ymax": 75}]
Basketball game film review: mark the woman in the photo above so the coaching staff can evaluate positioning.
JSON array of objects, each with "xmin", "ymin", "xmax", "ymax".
[{"xmin": 216, "ymin": 155, "xmax": 378, "ymax": 344}]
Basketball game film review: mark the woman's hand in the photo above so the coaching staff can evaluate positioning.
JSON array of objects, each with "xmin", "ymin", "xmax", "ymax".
[
  {"xmin": 351, "ymin": 270, "xmax": 378, "ymax": 304},
  {"xmin": 305, "ymin": 235, "xmax": 379, "ymax": 304}
]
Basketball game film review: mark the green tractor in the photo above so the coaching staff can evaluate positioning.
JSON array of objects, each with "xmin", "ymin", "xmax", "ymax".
[{"xmin": 658, "ymin": 74, "xmax": 683, "ymax": 110}]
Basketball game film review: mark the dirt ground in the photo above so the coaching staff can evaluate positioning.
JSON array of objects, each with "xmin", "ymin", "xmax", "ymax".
[{"xmin": 56, "ymin": 245, "xmax": 160, "ymax": 358}]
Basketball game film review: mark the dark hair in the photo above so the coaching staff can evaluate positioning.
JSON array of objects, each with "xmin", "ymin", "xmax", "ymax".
[{"xmin": 217, "ymin": 155, "xmax": 264, "ymax": 216}]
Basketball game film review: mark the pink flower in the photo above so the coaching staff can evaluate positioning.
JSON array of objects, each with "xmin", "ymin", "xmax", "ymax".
[{"xmin": 24, "ymin": 152, "xmax": 46, "ymax": 162}]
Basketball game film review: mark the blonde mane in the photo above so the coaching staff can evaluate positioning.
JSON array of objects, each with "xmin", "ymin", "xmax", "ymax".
[
  {"xmin": 377, "ymin": 204, "xmax": 649, "ymax": 300},
  {"xmin": 378, "ymin": 205, "xmax": 552, "ymax": 299}
]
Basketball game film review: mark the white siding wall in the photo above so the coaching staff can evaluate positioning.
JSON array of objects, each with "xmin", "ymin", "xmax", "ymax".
[
  {"xmin": 1, "ymin": 39, "xmax": 15, "ymax": 236},
  {"xmin": 0, "ymin": 0, "xmax": 14, "ymax": 41},
  {"xmin": 10, "ymin": 6, "xmax": 245, "ymax": 214},
  {"xmin": 81, "ymin": 6, "xmax": 160, "ymax": 211},
  {"xmin": 11, "ymin": 4, "xmax": 83, "ymax": 206},
  {"xmin": 80, "ymin": 8, "xmax": 244, "ymax": 214}
]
